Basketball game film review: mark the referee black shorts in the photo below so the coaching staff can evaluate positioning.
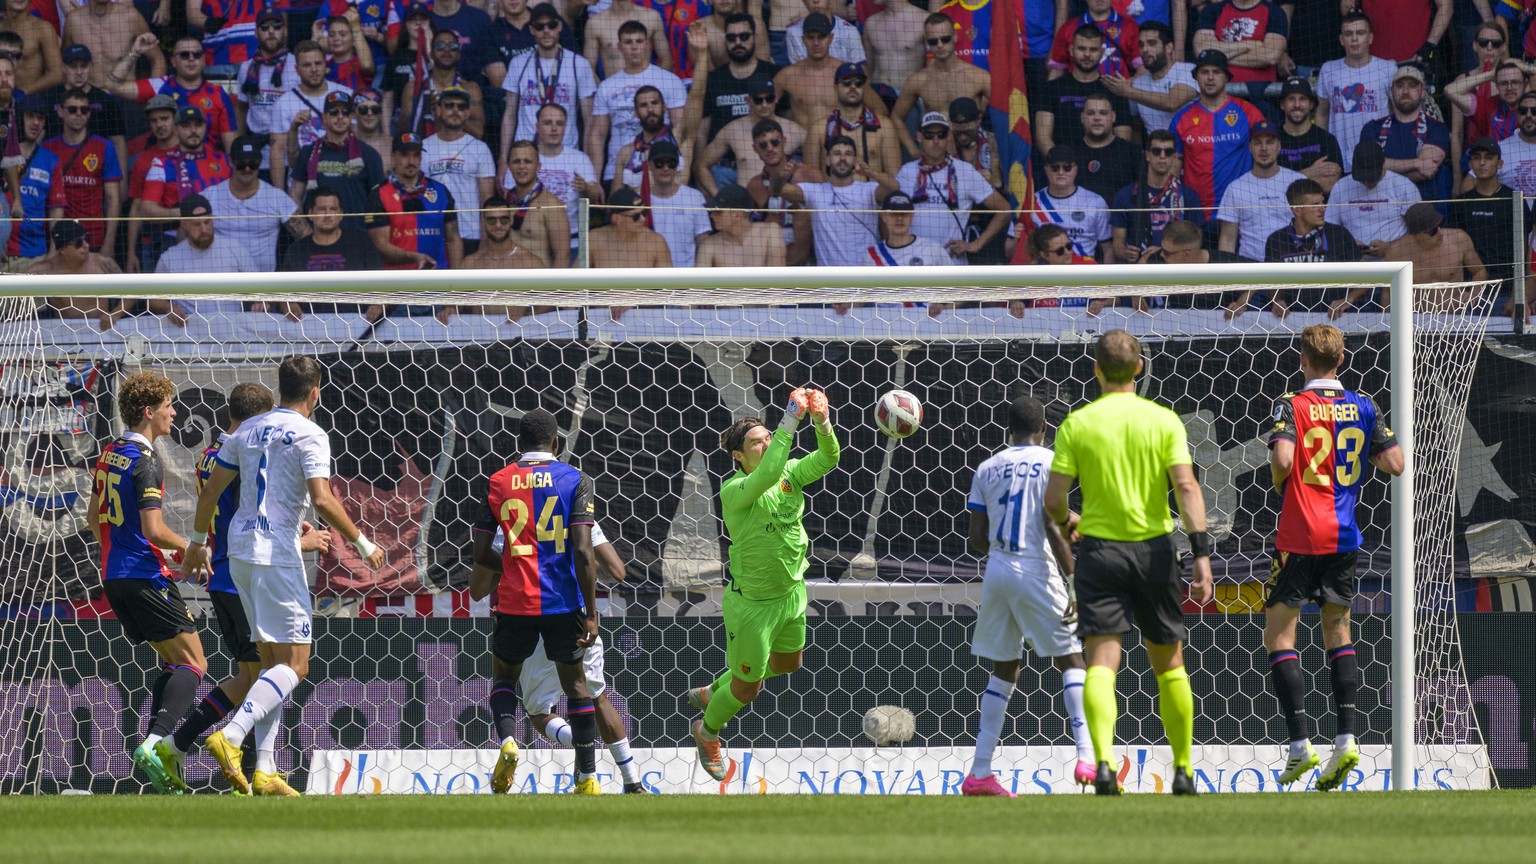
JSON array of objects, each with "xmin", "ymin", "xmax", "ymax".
[
  {"xmin": 1075, "ymin": 534, "xmax": 1185, "ymax": 645},
  {"xmin": 1267, "ymin": 550, "xmax": 1358, "ymax": 610},
  {"xmin": 102, "ymin": 578, "xmax": 196, "ymax": 645},
  {"xmin": 209, "ymin": 589, "xmax": 261, "ymax": 663}
]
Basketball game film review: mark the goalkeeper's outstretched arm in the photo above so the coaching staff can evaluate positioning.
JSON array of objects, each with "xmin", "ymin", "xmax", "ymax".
[
  {"xmin": 721, "ymin": 389, "xmax": 815, "ymax": 514},
  {"xmin": 789, "ymin": 393, "xmax": 840, "ymax": 487}
]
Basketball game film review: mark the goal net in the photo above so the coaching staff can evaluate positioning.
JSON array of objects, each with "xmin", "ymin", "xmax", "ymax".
[{"xmin": 0, "ymin": 264, "xmax": 1496, "ymax": 795}]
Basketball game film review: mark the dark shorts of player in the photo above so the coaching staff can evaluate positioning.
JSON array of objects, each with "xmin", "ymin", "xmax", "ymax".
[
  {"xmin": 102, "ymin": 578, "xmax": 196, "ymax": 645},
  {"xmin": 1075, "ymin": 534, "xmax": 1185, "ymax": 645},
  {"xmin": 209, "ymin": 589, "xmax": 261, "ymax": 663},
  {"xmin": 1267, "ymin": 550, "xmax": 1358, "ymax": 609},
  {"xmin": 492, "ymin": 612, "xmax": 587, "ymax": 666}
]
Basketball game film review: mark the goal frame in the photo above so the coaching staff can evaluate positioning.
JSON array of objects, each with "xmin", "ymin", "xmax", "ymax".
[{"xmin": 1, "ymin": 261, "xmax": 1420, "ymax": 789}]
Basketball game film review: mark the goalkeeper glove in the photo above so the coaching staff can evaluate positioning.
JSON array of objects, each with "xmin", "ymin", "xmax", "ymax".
[
  {"xmin": 779, "ymin": 388, "xmax": 812, "ymax": 433},
  {"xmin": 804, "ymin": 388, "xmax": 832, "ymax": 434}
]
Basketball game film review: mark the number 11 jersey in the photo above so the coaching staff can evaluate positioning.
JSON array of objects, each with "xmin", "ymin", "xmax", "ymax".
[{"xmin": 1268, "ymin": 381, "xmax": 1398, "ymax": 555}]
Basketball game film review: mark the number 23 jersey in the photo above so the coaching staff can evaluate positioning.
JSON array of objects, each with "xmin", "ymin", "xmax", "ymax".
[{"xmin": 1267, "ymin": 383, "xmax": 1398, "ymax": 555}]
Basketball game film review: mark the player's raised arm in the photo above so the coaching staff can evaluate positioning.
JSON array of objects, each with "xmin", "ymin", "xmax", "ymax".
[
  {"xmin": 719, "ymin": 390, "xmax": 812, "ymax": 513},
  {"xmin": 788, "ymin": 388, "xmax": 840, "ymax": 486}
]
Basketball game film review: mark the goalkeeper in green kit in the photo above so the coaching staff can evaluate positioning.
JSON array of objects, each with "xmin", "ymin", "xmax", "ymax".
[{"xmin": 685, "ymin": 387, "xmax": 840, "ymax": 780}]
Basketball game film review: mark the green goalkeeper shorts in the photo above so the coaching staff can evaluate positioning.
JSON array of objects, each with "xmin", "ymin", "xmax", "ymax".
[{"xmin": 722, "ymin": 582, "xmax": 808, "ymax": 683}]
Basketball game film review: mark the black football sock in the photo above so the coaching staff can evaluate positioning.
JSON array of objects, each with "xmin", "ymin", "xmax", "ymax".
[
  {"xmin": 1328, "ymin": 645, "xmax": 1359, "ymax": 739},
  {"xmin": 1268, "ymin": 650, "xmax": 1310, "ymax": 742}
]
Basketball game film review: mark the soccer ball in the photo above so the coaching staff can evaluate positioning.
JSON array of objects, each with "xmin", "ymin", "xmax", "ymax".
[
  {"xmin": 862, "ymin": 705, "xmax": 916, "ymax": 746},
  {"xmin": 874, "ymin": 390, "xmax": 922, "ymax": 439}
]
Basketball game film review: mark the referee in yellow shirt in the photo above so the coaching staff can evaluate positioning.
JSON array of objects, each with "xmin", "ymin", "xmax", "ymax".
[{"xmin": 1044, "ymin": 330, "xmax": 1214, "ymax": 796}]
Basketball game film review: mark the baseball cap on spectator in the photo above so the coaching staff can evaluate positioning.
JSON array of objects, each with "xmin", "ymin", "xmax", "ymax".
[
  {"xmin": 324, "ymin": 91, "xmax": 354, "ymax": 111},
  {"xmin": 609, "ymin": 187, "xmax": 644, "ymax": 217},
  {"xmin": 1249, "ymin": 120, "xmax": 1280, "ymax": 139},
  {"xmin": 437, "ymin": 85, "xmax": 471, "ymax": 105},
  {"xmin": 835, "ymin": 62, "xmax": 866, "ymax": 82},
  {"xmin": 179, "ymin": 194, "xmax": 212, "ymax": 219},
  {"xmin": 1392, "ymin": 64, "xmax": 1426, "ymax": 86},
  {"xmin": 230, "ymin": 138, "xmax": 262, "ymax": 165},
  {"xmin": 176, "ymin": 106, "xmax": 205, "ymax": 125},
  {"xmin": 1468, "ymin": 137, "xmax": 1502, "ymax": 158},
  {"xmin": 647, "ymin": 139, "xmax": 681, "ymax": 165},
  {"xmin": 257, "ymin": 6, "xmax": 284, "ymax": 25},
  {"xmin": 1279, "ymin": 76, "xmax": 1315, "ymax": 103},
  {"xmin": 919, "ymin": 111, "xmax": 950, "ymax": 130},
  {"xmin": 802, "ymin": 12, "xmax": 833, "ymax": 35},
  {"xmin": 709, "ymin": 184, "xmax": 755, "ymax": 211},
  {"xmin": 884, "ymin": 192, "xmax": 915, "ymax": 212},
  {"xmin": 750, "ymin": 79, "xmax": 775, "ymax": 98},
  {"xmin": 17, "ymin": 93, "xmax": 48, "ymax": 115},
  {"xmin": 1403, "ymin": 202, "xmax": 1442, "ymax": 235},
  {"xmin": 1194, "ymin": 49, "xmax": 1229, "ymax": 75},
  {"xmin": 393, "ymin": 132, "xmax": 424, "ymax": 152},
  {"xmin": 948, "ymin": 97, "xmax": 980, "ymax": 124},
  {"xmin": 145, "ymin": 94, "xmax": 177, "ymax": 115},
  {"xmin": 1352, "ymin": 140, "xmax": 1386, "ymax": 184},
  {"xmin": 62, "ymin": 44, "xmax": 91, "ymax": 65},
  {"xmin": 529, "ymin": 3, "xmax": 560, "ymax": 23},
  {"xmin": 402, "ymin": 0, "xmax": 434, "ymax": 19},
  {"xmin": 51, "ymin": 219, "xmax": 88, "ymax": 247},
  {"xmin": 1042, "ymin": 144, "xmax": 1078, "ymax": 166}
]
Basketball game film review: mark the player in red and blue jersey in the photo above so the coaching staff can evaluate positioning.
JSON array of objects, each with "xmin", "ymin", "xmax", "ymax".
[
  {"xmin": 1263, "ymin": 324, "xmax": 1404, "ymax": 791},
  {"xmin": 159, "ymin": 384, "xmax": 331, "ymax": 793},
  {"xmin": 473, "ymin": 408, "xmax": 602, "ymax": 794},
  {"xmin": 1169, "ymin": 50, "xmax": 1264, "ymax": 216},
  {"xmin": 88, "ymin": 373, "xmax": 205, "ymax": 794}
]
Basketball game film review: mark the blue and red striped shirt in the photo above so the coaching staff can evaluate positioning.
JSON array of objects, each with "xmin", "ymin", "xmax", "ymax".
[
  {"xmin": 1268, "ymin": 381, "xmax": 1398, "ymax": 555},
  {"xmin": 477, "ymin": 453, "xmax": 596, "ymax": 616},
  {"xmin": 94, "ymin": 432, "xmax": 174, "ymax": 585}
]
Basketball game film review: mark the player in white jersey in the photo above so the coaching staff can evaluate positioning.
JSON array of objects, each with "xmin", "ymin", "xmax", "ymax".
[
  {"xmin": 961, "ymin": 396, "xmax": 1094, "ymax": 797},
  {"xmin": 473, "ymin": 520, "xmax": 649, "ymax": 793},
  {"xmin": 185, "ymin": 355, "xmax": 386, "ymax": 796}
]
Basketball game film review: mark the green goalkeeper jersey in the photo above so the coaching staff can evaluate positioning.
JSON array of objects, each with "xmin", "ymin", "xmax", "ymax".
[{"xmin": 720, "ymin": 425, "xmax": 841, "ymax": 601}]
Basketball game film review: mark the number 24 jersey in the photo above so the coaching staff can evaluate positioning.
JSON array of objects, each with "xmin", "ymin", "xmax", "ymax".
[{"xmin": 1268, "ymin": 383, "xmax": 1398, "ymax": 555}]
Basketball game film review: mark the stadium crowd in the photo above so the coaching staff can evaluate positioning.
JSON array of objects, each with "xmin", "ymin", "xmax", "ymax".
[{"xmin": 3, "ymin": 0, "xmax": 1532, "ymax": 321}]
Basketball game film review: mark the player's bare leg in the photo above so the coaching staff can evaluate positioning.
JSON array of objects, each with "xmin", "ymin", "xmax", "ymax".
[
  {"xmin": 1315, "ymin": 603, "xmax": 1360, "ymax": 790},
  {"xmin": 528, "ymin": 691, "xmax": 647, "ymax": 793},
  {"xmin": 1264, "ymin": 602, "xmax": 1320, "ymax": 786},
  {"xmin": 488, "ymin": 656, "xmax": 523, "ymax": 794},
  {"xmin": 135, "ymin": 632, "xmax": 209, "ymax": 793}
]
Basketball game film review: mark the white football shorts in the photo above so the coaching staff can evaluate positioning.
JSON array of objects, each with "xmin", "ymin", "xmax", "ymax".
[
  {"xmin": 229, "ymin": 559, "xmax": 314, "ymax": 644},
  {"xmin": 971, "ymin": 554, "xmax": 1080, "ymax": 660},
  {"xmin": 520, "ymin": 633, "xmax": 607, "ymax": 715}
]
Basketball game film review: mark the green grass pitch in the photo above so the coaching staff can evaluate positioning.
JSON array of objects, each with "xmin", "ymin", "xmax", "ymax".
[{"xmin": 2, "ymin": 792, "xmax": 1531, "ymax": 863}]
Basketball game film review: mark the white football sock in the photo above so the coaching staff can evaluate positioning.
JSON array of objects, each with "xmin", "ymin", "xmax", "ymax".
[
  {"xmin": 222, "ymin": 664, "xmax": 298, "ymax": 748},
  {"xmin": 1335, "ymin": 733, "xmax": 1356, "ymax": 750},
  {"xmin": 971, "ymin": 675, "xmax": 1014, "ymax": 779},
  {"xmin": 1290, "ymin": 739, "xmax": 1313, "ymax": 758},
  {"xmin": 608, "ymin": 738, "xmax": 639, "ymax": 784},
  {"xmin": 542, "ymin": 716, "xmax": 573, "ymax": 747},
  {"xmin": 255, "ymin": 710, "xmax": 282, "ymax": 774},
  {"xmin": 1061, "ymin": 667, "xmax": 1093, "ymax": 762}
]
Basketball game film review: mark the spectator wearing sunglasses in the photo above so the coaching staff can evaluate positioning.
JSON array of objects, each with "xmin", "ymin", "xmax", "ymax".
[
  {"xmin": 1031, "ymin": 24, "xmax": 1132, "ymax": 168},
  {"xmin": 107, "ymin": 34, "xmax": 238, "ymax": 152},
  {"xmin": 422, "ymin": 85, "xmax": 497, "ymax": 253},
  {"xmin": 270, "ymin": 40, "xmax": 355, "ymax": 192},
  {"xmin": 1007, "ymin": 223, "xmax": 1099, "ymax": 317},
  {"xmin": 1110, "ymin": 131, "xmax": 1205, "ymax": 266},
  {"xmin": 892, "ymin": 15, "xmax": 989, "ymax": 159},
  {"xmin": 1015, "ymin": 145, "xmax": 1111, "ymax": 266},
  {"xmin": 233, "ymin": 10, "xmax": 300, "ymax": 177},
  {"xmin": 897, "ymin": 112, "xmax": 1009, "ymax": 265},
  {"xmin": 290, "ymin": 91, "xmax": 386, "ymax": 233},
  {"xmin": 366, "ymin": 132, "xmax": 463, "ymax": 273},
  {"xmin": 587, "ymin": 186, "xmax": 672, "ymax": 276},
  {"xmin": 39, "ymin": 45, "xmax": 130, "ymax": 167},
  {"xmin": 202, "ymin": 137, "xmax": 301, "ymax": 273},
  {"xmin": 632, "ymin": 138, "xmax": 712, "ymax": 268},
  {"xmin": 806, "ymin": 62, "xmax": 901, "ymax": 179},
  {"xmin": 687, "ymin": 13, "xmax": 782, "ymax": 177},
  {"xmin": 401, "ymin": 28, "xmax": 486, "ymax": 140},
  {"xmin": 501, "ymin": 4, "xmax": 596, "ymax": 170},
  {"xmin": 42, "ymin": 88, "xmax": 122, "ymax": 260},
  {"xmin": 32, "ymin": 220, "xmax": 125, "ymax": 332},
  {"xmin": 773, "ymin": 12, "xmax": 887, "ymax": 155},
  {"xmin": 589, "ymin": 20, "xmax": 686, "ymax": 183},
  {"xmin": 352, "ymin": 87, "xmax": 394, "ymax": 159},
  {"xmin": 1481, "ymin": 91, "xmax": 1536, "ymax": 201}
]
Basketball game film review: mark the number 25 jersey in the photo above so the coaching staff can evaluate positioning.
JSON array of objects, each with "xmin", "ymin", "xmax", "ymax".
[{"xmin": 1268, "ymin": 383, "xmax": 1398, "ymax": 555}]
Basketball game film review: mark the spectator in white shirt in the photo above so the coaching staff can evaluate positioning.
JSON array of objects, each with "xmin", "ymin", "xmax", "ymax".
[
  {"xmin": 529, "ymin": 102, "xmax": 602, "ymax": 255},
  {"xmin": 1325, "ymin": 140, "xmax": 1420, "ymax": 257},
  {"xmin": 1315, "ymin": 11, "xmax": 1397, "ymax": 172},
  {"xmin": 500, "ymin": 3, "xmax": 596, "ymax": 171},
  {"xmin": 774, "ymin": 133, "xmax": 899, "ymax": 267},
  {"xmin": 786, "ymin": 0, "xmax": 864, "ymax": 65},
  {"xmin": 641, "ymin": 139, "xmax": 712, "ymax": 268},
  {"xmin": 233, "ymin": 9, "xmax": 300, "ymax": 174},
  {"xmin": 1018, "ymin": 144, "xmax": 1112, "ymax": 261},
  {"xmin": 587, "ymin": 19, "xmax": 686, "ymax": 182},
  {"xmin": 269, "ymin": 40, "xmax": 353, "ymax": 190},
  {"xmin": 152, "ymin": 194, "xmax": 272, "ymax": 323},
  {"xmin": 1103, "ymin": 22, "xmax": 1194, "ymax": 138},
  {"xmin": 422, "ymin": 85, "xmax": 497, "ymax": 252},
  {"xmin": 1216, "ymin": 120, "xmax": 1305, "ymax": 264},
  {"xmin": 200, "ymin": 137, "xmax": 300, "ymax": 273},
  {"xmin": 895, "ymin": 112, "xmax": 1008, "ymax": 265}
]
